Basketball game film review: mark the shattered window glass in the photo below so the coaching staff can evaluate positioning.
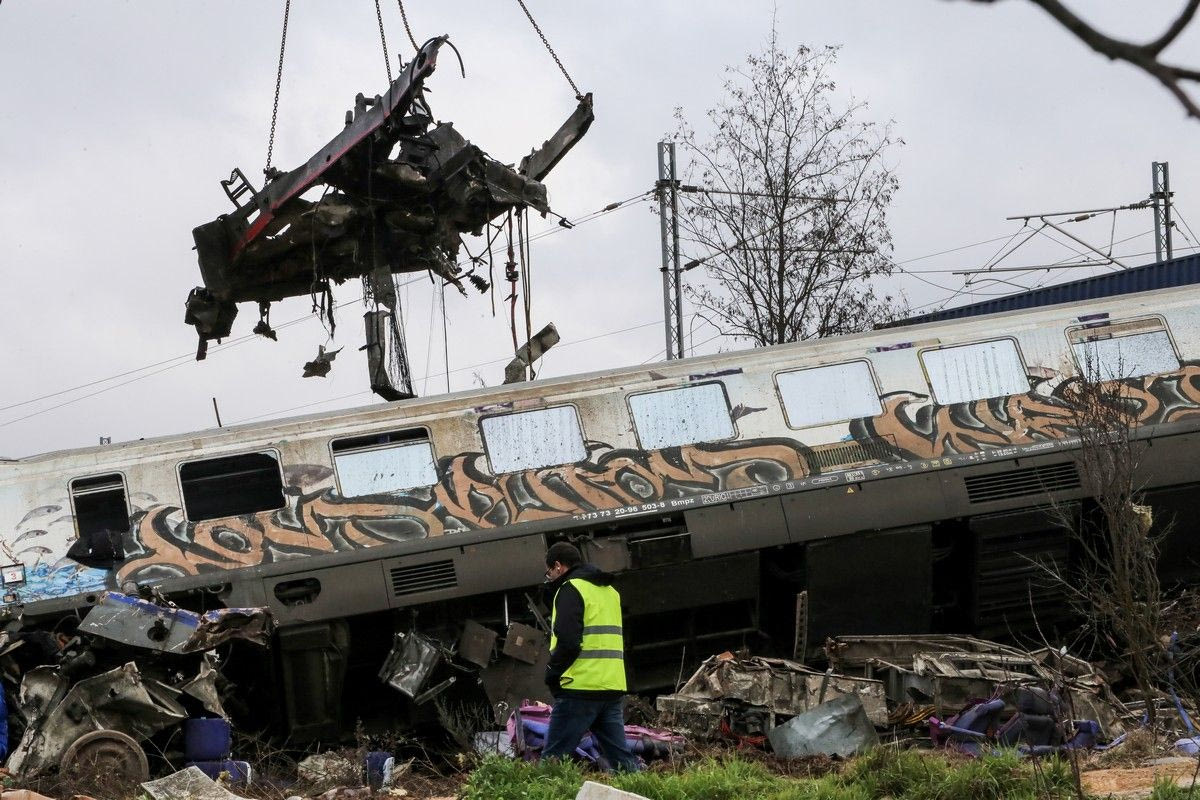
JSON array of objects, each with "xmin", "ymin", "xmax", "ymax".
[
  {"xmin": 333, "ymin": 432, "xmax": 438, "ymax": 497},
  {"xmin": 481, "ymin": 405, "xmax": 588, "ymax": 473},
  {"xmin": 180, "ymin": 452, "xmax": 285, "ymax": 522},
  {"xmin": 920, "ymin": 339, "xmax": 1029, "ymax": 404},
  {"xmin": 628, "ymin": 382, "xmax": 735, "ymax": 450},
  {"xmin": 1070, "ymin": 330, "xmax": 1179, "ymax": 381},
  {"xmin": 776, "ymin": 361, "xmax": 882, "ymax": 428}
]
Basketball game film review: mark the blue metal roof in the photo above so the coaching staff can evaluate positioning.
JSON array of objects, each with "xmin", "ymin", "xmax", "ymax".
[{"xmin": 891, "ymin": 253, "xmax": 1200, "ymax": 327}]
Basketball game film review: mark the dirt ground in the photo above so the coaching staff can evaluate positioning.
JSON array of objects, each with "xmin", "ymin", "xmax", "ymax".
[{"xmin": 1082, "ymin": 762, "xmax": 1200, "ymax": 797}]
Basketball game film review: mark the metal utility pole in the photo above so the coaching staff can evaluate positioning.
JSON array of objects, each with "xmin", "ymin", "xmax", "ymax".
[
  {"xmin": 1152, "ymin": 161, "xmax": 1175, "ymax": 262},
  {"xmin": 657, "ymin": 142, "xmax": 685, "ymax": 360}
]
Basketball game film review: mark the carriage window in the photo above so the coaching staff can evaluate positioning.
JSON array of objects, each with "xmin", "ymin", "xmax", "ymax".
[
  {"xmin": 776, "ymin": 361, "xmax": 881, "ymax": 428},
  {"xmin": 628, "ymin": 382, "xmax": 735, "ymax": 449},
  {"xmin": 482, "ymin": 406, "xmax": 587, "ymax": 473},
  {"xmin": 68, "ymin": 474, "xmax": 130, "ymax": 567},
  {"xmin": 1068, "ymin": 319, "xmax": 1179, "ymax": 381},
  {"xmin": 920, "ymin": 339, "xmax": 1029, "ymax": 404},
  {"xmin": 180, "ymin": 452, "xmax": 285, "ymax": 522},
  {"xmin": 332, "ymin": 429, "xmax": 437, "ymax": 496}
]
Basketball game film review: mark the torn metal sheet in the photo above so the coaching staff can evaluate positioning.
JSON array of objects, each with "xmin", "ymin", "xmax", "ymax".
[
  {"xmin": 827, "ymin": 634, "xmax": 1128, "ymax": 737},
  {"xmin": 7, "ymin": 661, "xmax": 186, "ymax": 776},
  {"xmin": 657, "ymin": 652, "xmax": 888, "ymax": 734},
  {"xmin": 767, "ymin": 695, "xmax": 879, "ymax": 759},
  {"xmin": 78, "ymin": 592, "xmax": 270, "ymax": 654},
  {"xmin": 180, "ymin": 653, "xmax": 228, "ymax": 718},
  {"xmin": 378, "ymin": 632, "xmax": 441, "ymax": 697},
  {"xmin": 142, "ymin": 765, "xmax": 248, "ymax": 800}
]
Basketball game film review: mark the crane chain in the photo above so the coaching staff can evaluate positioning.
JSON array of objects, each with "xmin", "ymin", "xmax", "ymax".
[
  {"xmin": 397, "ymin": 0, "xmax": 420, "ymax": 54},
  {"xmin": 374, "ymin": 0, "xmax": 393, "ymax": 83},
  {"xmin": 265, "ymin": 0, "xmax": 292, "ymax": 176},
  {"xmin": 513, "ymin": 0, "xmax": 583, "ymax": 100}
]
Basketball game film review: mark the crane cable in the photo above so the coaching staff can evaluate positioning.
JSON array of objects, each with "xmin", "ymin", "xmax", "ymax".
[
  {"xmin": 513, "ymin": 0, "xmax": 584, "ymax": 100},
  {"xmin": 264, "ymin": 0, "xmax": 292, "ymax": 176}
]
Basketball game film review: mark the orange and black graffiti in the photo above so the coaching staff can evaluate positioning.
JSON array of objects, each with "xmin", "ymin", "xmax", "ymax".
[
  {"xmin": 115, "ymin": 437, "xmax": 815, "ymax": 585},
  {"xmin": 113, "ymin": 365, "xmax": 1200, "ymax": 586},
  {"xmin": 850, "ymin": 363, "xmax": 1200, "ymax": 460}
]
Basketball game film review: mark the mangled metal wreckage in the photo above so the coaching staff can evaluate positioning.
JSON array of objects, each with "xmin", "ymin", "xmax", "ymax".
[
  {"xmin": 2, "ymin": 592, "xmax": 270, "ymax": 781},
  {"xmin": 184, "ymin": 35, "xmax": 592, "ymax": 396}
]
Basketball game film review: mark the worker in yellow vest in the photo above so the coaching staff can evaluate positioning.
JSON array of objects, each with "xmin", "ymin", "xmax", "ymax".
[{"xmin": 541, "ymin": 542, "xmax": 640, "ymax": 771}]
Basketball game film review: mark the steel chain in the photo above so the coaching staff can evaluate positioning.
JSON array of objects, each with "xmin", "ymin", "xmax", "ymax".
[
  {"xmin": 374, "ymin": 0, "xmax": 393, "ymax": 83},
  {"xmin": 265, "ymin": 0, "xmax": 291, "ymax": 175},
  {"xmin": 397, "ymin": 0, "xmax": 420, "ymax": 54},
  {"xmin": 513, "ymin": 0, "xmax": 583, "ymax": 100}
]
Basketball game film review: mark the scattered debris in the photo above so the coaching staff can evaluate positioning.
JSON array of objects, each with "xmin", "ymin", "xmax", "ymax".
[
  {"xmin": 575, "ymin": 781, "xmax": 650, "ymax": 800},
  {"xmin": 657, "ymin": 651, "xmax": 887, "ymax": 740},
  {"xmin": 509, "ymin": 702, "xmax": 683, "ymax": 769},
  {"xmin": 826, "ymin": 634, "xmax": 1127, "ymax": 737},
  {"xmin": 301, "ymin": 345, "xmax": 342, "ymax": 379},
  {"xmin": 140, "ymin": 765, "xmax": 247, "ymax": 800},
  {"xmin": 767, "ymin": 695, "xmax": 879, "ymax": 759}
]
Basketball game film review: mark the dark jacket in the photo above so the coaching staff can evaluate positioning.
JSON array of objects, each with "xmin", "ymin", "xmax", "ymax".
[{"xmin": 544, "ymin": 563, "xmax": 624, "ymax": 699}]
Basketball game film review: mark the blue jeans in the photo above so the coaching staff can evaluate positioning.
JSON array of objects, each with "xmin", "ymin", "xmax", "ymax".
[{"xmin": 541, "ymin": 696, "xmax": 640, "ymax": 772}]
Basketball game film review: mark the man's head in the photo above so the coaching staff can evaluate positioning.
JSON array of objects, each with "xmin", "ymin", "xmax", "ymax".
[{"xmin": 544, "ymin": 541, "xmax": 582, "ymax": 582}]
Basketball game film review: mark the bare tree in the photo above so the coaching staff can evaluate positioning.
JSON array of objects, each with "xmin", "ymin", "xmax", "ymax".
[
  {"xmin": 961, "ymin": 0, "xmax": 1200, "ymax": 119},
  {"xmin": 1048, "ymin": 364, "xmax": 1165, "ymax": 723},
  {"xmin": 672, "ymin": 31, "xmax": 905, "ymax": 347}
]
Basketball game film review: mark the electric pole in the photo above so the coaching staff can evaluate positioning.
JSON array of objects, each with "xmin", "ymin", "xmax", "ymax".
[
  {"xmin": 1152, "ymin": 161, "xmax": 1175, "ymax": 262},
  {"xmin": 657, "ymin": 142, "xmax": 685, "ymax": 360}
]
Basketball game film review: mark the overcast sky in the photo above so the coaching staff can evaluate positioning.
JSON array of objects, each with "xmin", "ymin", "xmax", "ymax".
[{"xmin": 1, "ymin": 1, "xmax": 1198, "ymax": 458}]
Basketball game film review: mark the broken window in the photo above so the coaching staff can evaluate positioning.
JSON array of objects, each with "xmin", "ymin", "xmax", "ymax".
[
  {"xmin": 1068, "ymin": 318, "xmax": 1180, "ymax": 381},
  {"xmin": 628, "ymin": 382, "xmax": 735, "ymax": 450},
  {"xmin": 179, "ymin": 452, "xmax": 285, "ymax": 522},
  {"xmin": 481, "ymin": 406, "xmax": 587, "ymax": 473},
  {"xmin": 67, "ymin": 473, "xmax": 130, "ymax": 568},
  {"xmin": 920, "ymin": 339, "xmax": 1029, "ymax": 404},
  {"xmin": 332, "ymin": 429, "xmax": 438, "ymax": 496},
  {"xmin": 776, "ymin": 361, "xmax": 882, "ymax": 428}
]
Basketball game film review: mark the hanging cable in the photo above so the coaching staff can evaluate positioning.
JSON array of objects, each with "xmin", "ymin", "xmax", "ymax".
[
  {"xmin": 373, "ymin": 0, "xmax": 393, "ymax": 83},
  {"xmin": 264, "ymin": 0, "xmax": 292, "ymax": 175},
  {"xmin": 505, "ymin": 211, "xmax": 520, "ymax": 357},
  {"xmin": 513, "ymin": 0, "xmax": 584, "ymax": 100},
  {"xmin": 396, "ymin": 0, "xmax": 420, "ymax": 54}
]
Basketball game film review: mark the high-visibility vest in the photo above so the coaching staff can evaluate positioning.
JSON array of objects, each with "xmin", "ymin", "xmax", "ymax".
[{"xmin": 550, "ymin": 577, "xmax": 627, "ymax": 692}]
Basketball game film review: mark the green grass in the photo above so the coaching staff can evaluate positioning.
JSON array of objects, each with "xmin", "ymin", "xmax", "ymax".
[{"xmin": 460, "ymin": 748, "xmax": 1079, "ymax": 800}]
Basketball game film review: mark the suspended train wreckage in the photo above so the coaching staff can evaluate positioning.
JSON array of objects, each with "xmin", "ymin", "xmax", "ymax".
[{"xmin": 184, "ymin": 36, "xmax": 592, "ymax": 399}]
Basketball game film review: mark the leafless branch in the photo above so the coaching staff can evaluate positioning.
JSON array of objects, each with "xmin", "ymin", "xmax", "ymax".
[{"xmin": 961, "ymin": 0, "xmax": 1200, "ymax": 118}]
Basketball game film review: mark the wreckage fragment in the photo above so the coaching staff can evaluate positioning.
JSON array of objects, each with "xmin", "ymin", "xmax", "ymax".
[
  {"xmin": 78, "ymin": 591, "xmax": 271, "ymax": 654},
  {"xmin": 184, "ymin": 33, "xmax": 594, "ymax": 395}
]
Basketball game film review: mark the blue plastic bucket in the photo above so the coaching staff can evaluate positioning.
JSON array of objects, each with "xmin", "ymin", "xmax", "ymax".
[{"xmin": 184, "ymin": 717, "xmax": 232, "ymax": 761}]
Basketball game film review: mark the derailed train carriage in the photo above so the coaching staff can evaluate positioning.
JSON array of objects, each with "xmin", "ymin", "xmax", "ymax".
[{"xmin": 4, "ymin": 268, "xmax": 1200, "ymax": 742}]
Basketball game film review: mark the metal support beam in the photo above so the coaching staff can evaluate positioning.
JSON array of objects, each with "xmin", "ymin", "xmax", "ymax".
[
  {"xmin": 657, "ymin": 142, "xmax": 685, "ymax": 360},
  {"xmin": 1152, "ymin": 161, "xmax": 1175, "ymax": 263}
]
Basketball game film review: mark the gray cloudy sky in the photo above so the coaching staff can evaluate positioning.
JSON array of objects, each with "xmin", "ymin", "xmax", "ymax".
[{"xmin": 1, "ymin": 1, "xmax": 1198, "ymax": 457}]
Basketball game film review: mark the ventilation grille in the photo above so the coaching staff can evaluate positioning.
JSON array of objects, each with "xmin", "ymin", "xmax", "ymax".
[
  {"xmin": 809, "ymin": 436, "xmax": 896, "ymax": 472},
  {"xmin": 390, "ymin": 559, "xmax": 457, "ymax": 597},
  {"xmin": 964, "ymin": 462, "xmax": 1080, "ymax": 503}
]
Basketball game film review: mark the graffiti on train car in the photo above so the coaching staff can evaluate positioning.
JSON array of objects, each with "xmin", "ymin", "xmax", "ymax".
[
  {"xmin": 6, "ymin": 363, "xmax": 1200, "ymax": 601},
  {"xmin": 852, "ymin": 363, "xmax": 1200, "ymax": 459},
  {"xmin": 113, "ymin": 437, "xmax": 815, "ymax": 584}
]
